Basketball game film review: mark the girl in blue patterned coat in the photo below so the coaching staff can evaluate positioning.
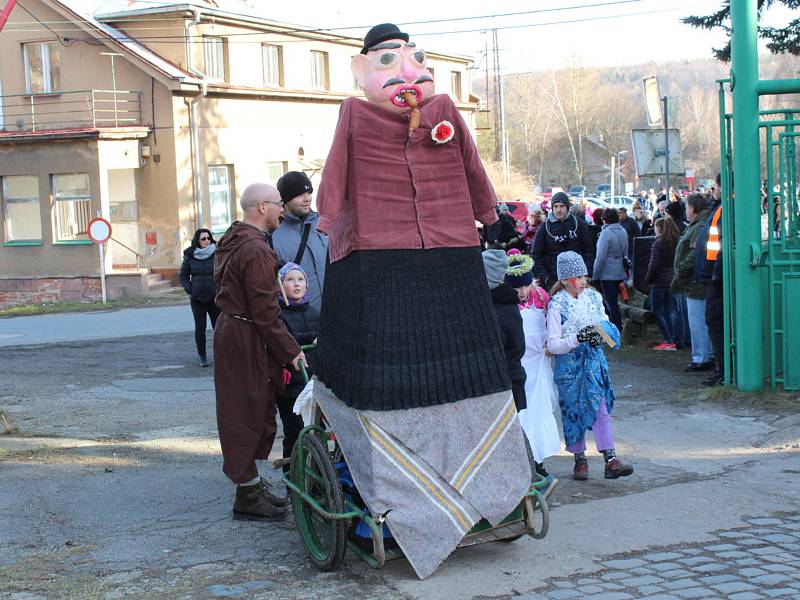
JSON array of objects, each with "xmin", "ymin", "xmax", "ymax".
[{"xmin": 545, "ymin": 251, "xmax": 634, "ymax": 481}]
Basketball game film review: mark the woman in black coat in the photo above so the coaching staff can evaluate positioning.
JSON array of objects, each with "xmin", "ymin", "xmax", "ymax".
[
  {"xmin": 645, "ymin": 218, "xmax": 680, "ymax": 351},
  {"xmin": 179, "ymin": 228, "xmax": 220, "ymax": 366}
]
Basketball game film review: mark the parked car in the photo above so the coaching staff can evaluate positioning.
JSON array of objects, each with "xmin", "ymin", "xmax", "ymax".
[
  {"xmin": 604, "ymin": 195, "xmax": 637, "ymax": 208},
  {"xmin": 541, "ymin": 186, "xmax": 564, "ymax": 199},
  {"xmin": 584, "ymin": 196, "xmax": 611, "ymax": 212},
  {"xmin": 567, "ymin": 185, "xmax": 587, "ymax": 197},
  {"xmin": 595, "ymin": 183, "xmax": 612, "ymax": 196}
]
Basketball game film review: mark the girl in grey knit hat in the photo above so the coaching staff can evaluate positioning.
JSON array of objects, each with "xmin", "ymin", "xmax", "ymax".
[{"xmin": 545, "ymin": 251, "xmax": 634, "ymax": 481}]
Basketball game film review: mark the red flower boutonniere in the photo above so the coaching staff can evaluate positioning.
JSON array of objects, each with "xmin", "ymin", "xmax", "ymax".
[{"xmin": 432, "ymin": 120, "xmax": 455, "ymax": 144}]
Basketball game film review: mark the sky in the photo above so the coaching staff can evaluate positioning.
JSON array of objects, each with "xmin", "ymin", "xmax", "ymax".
[
  {"xmin": 80, "ymin": 0, "xmax": 798, "ymax": 74},
  {"xmin": 258, "ymin": 0, "xmax": 798, "ymax": 74}
]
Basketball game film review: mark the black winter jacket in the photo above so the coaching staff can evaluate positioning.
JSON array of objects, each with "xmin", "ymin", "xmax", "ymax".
[
  {"xmin": 490, "ymin": 283, "xmax": 527, "ymax": 411},
  {"xmin": 531, "ymin": 214, "xmax": 594, "ymax": 284},
  {"xmin": 645, "ymin": 237, "xmax": 676, "ymax": 288},
  {"xmin": 619, "ymin": 217, "xmax": 640, "ymax": 257},
  {"xmin": 279, "ymin": 302, "xmax": 320, "ymax": 399},
  {"xmin": 179, "ymin": 248, "xmax": 217, "ymax": 302}
]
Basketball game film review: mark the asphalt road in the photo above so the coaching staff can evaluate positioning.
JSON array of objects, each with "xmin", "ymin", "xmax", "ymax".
[{"xmin": 0, "ymin": 308, "xmax": 798, "ymax": 599}]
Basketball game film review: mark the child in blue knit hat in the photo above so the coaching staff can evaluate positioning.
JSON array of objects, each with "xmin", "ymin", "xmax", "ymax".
[{"xmin": 546, "ymin": 251, "xmax": 634, "ymax": 481}]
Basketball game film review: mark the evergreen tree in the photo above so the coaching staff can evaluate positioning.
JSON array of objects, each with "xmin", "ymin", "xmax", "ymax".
[{"xmin": 683, "ymin": 0, "xmax": 800, "ymax": 61}]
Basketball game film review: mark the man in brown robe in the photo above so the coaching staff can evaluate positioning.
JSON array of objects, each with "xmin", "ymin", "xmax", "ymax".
[{"xmin": 213, "ymin": 182, "xmax": 306, "ymax": 521}]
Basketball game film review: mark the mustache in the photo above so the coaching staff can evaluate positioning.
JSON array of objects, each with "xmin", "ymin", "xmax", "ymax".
[{"xmin": 382, "ymin": 76, "xmax": 433, "ymax": 89}]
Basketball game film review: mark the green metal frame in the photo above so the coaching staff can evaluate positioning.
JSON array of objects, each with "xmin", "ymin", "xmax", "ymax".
[
  {"xmin": 283, "ymin": 424, "xmax": 551, "ymax": 570},
  {"xmin": 719, "ymin": 0, "xmax": 800, "ymax": 391}
]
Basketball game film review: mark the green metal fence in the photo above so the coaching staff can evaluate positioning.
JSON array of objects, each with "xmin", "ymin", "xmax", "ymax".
[{"xmin": 716, "ymin": 0, "xmax": 800, "ymax": 392}]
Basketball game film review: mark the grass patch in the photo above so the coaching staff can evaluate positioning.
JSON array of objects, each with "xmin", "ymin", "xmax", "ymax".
[{"xmin": 0, "ymin": 294, "xmax": 186, "ymax": 319}]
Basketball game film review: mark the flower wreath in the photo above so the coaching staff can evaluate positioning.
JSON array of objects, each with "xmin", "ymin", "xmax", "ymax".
[{"xmin": 506, "ymin": 251, "xmax": 534, "ymax": 278}]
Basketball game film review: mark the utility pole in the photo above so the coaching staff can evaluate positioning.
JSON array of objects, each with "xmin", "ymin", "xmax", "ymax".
[{"xmin": 662, "ymin": 95, "xmax": 670, "ymax": 196}]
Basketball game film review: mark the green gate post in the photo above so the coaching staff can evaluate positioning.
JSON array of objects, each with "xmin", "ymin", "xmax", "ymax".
[{"xmin": 730, "ymin": 0, "xmax": 764, "ymax": 391}]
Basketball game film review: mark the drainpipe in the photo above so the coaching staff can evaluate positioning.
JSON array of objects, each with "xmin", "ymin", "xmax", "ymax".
[{"xmin": 185, "ymin": 7, "xmax": 207, "ymax": 229}]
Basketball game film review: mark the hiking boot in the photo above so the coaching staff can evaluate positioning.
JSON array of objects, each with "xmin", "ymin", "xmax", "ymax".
[
  {"xmin": 233, "ymin": 479, "xmax": 287, "ymax": 521},
  {"xmin": 573, "ymin": 458, "xmax": 589, "ymax": 480},
  {"xmin": 604, "ymin": 457, "xmax": 634, "ymax": 479}
]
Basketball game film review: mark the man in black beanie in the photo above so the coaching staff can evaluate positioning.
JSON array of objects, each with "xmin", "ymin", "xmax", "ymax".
[
  {"xmin": 272, "ymin": 171, "xmax": 328, "ymax": 313},
  {"xmin": 532, "ymin": 191, "xmax": 593, "ymax": 291}
]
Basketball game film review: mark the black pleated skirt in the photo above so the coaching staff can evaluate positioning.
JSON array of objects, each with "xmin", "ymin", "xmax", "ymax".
[{"xmin": 315, "ymin": 247, "xmax": 511, "ymax": 411}]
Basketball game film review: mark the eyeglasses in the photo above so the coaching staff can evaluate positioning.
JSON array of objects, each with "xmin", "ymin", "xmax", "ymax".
[
  {"xmin": 259, "ymin": 200, "xmax": 283, "ymax": 208},
  {"xmin": 199, "ymin": 236, "xmax": 210, "ymax": 241}
]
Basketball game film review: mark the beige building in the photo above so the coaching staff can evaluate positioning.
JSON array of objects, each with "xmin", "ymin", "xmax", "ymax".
[{"xmin": 0, "ymin": 0, "xmax": 480, "ymax": 306}]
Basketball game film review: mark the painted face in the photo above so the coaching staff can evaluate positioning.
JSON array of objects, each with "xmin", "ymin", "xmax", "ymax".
[
  {"xmin": 564, "ymin": 275, "xmax": 588, "ymax": 296},
  {"xmin": 352, "ymin": 39, "xmax": 434, "ymax": 113},
  {"xmin": 283, "ymin": 270, "xmax": 307, "ymax": 301}
]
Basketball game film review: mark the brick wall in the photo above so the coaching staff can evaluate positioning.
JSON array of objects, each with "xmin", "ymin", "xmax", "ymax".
[{"xmin": 0, "ymin": 278, "xmax": 102, "ymax": 308}]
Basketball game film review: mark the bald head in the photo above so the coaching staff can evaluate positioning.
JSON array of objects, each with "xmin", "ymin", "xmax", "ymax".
[{"xmin": 240, "ymin": 183, "xmax": 280, "ymax": 213}]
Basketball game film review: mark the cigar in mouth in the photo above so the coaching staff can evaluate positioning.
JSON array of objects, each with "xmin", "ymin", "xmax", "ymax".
[{"xmin": 403, "ymin": 91, "xmax": 421, "ymax": 134}]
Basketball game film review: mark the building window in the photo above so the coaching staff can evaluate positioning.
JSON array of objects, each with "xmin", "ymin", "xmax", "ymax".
[
  {"xmin": 262, "ymin": 44, "xmax": 283, "ymax": 87},
  {"xmin": 450, "ymin": 71, "xmax": 462, "ymax": 102},
  {"xmin": 266, "ymin": 161, "xmax": 287, "ymax": 183},
  {"xmin": 203, "ymin": 36, "xmax": 226, "ymax": 81},
  {"xmin": 209, "ymin": 165, "xmax": 233, "ymax": 232},
  {"xmin": 52, "ymin": 173, "xmax": 91, "ymax": 241},
  {"xmin": 2, "ymin": 176, "xmax": 41, "ymax": 242},
  {"xmin": 310, "ymin": 50, "xmax": 329, "ymax": 91},
  {"xmin": 23, "ymin": 42, "xmax": 61, "ymax": 94}
]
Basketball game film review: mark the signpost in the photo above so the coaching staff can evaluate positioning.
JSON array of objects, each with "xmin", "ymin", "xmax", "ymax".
[{"xmin": 87, "ymin": 217, "xmax": 112, "ymax": 304}]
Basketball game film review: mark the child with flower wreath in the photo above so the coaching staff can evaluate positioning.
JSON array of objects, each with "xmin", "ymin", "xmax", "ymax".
[
  {"xmin": 505, "ymin": 249, "xmax": 562, "ymax": 493},
  {"xmin": 545, "ymin": 251, "xmax": 634, "ymax": 481}
]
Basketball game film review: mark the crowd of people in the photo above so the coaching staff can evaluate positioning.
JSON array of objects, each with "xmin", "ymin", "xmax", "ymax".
[{"xmin": 484, "ymin": 180, "xmax": 725, "ymax": 387}]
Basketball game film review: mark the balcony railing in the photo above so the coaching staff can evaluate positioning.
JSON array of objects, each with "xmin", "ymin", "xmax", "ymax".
[{"xmin": 0, "ymin": 89, "xmax": 142, "ymax": 133}]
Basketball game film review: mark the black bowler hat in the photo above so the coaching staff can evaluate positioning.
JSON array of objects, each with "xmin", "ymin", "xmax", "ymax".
[
  {"xmin": 360, "ymin": 23, "xmax": 409, "ymax": 55},
  {"xmin": 277, "ymin": 171, "xmax": 313, "ymax": 203}
]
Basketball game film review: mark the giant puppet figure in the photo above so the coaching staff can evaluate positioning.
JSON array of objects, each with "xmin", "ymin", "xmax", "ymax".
[{"xmin": 312, "ymin": 24, "xmax": 531, "ymax": 579}]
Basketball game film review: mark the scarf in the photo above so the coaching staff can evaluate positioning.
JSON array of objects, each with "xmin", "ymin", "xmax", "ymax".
[{"xmin": 193, "ymin": 243, "xmax": 216, "ymax": 260}]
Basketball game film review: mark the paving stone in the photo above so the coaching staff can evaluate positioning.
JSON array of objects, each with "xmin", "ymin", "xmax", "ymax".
[
  {"xmin": 659, "ymin": 569, "xmax": 695, "ymax": 579},
  {"xmin": 674, "ymin": 588, "xmax": 716, "ymax": 599},
  {"xmin": 600, "ymin": 583, "xmax": 624, "ymax": 591},
  {"xmin": 737, "ymin": 567, "xmax": 768, "ymax": 577},
  {"xmin": 703, "ymin": 543, "xmax": 738, "ymax": 552},
  {"xmin": 601, "ymin": 572, "xmax": 629, "ymax": 581},
  {"xmin": 762, "ymin": 553, "xmax": 797, "ymax": 563},
  {"xmin": 583, "ymin": 593, "xmax": 634, "ymax": 600},
  {"xmin": 692, "ymin": 563, "xmax": 730, "ymax": 574},
  {"xmin": 761, "ymin": 563, "xmax": 796, "ymax": 573},
  {"xmin": 680, "ymin": 548, "xmax": 704, "ymax": 555},
  {"xmin": 710, "ymin": 581, "xmax": 757, "ymax": 594},
  {"xmin": 630, "ymin": 567, "xmax": 657, "ymax": 576},
  {"xmin": 697, "ymin": 574, "xmax": 739, "ymax": 585},
  {"xmin": 650, "ymin": 562, "xmax": 685, "ymax": 572},
  {"xmin": 662, "ymin": 579, "xmax": 699, "ymax": 591},
  {"xmin": 762, "ymin": 534, "xmax": 797, "ymax": 544},
  {"xmin": 636, "ymin": 585, "xmax": 667, "ymax": 595},
  {"xmin": 643, "ymin": 552, "xmax": 685, "ymax": 562},
  {"xmin": 740, "ymin": 538, "xmax": 771, "ymax": 546},
  {"xmin": 718, "ymin": 551, "xmax": 752, "ymax": 559},
  {"xmin": 515, "ymin": 595, "xmax": 549, "ymax": 600},
  {"xmin": 748, "ymin": 545, "xmax": 784, "ymax": 555},
  {"xmin": 622, "ymin": 575, "xmax": 664, "ymax": 587},
  {"xmin": 763, "ymin": 588, "xmax": 800, "ymax": 598},
  {"xmin": 728, "ymin": 593, "xmax": 765, "ymax": 600},
  {"xmin": 752, "ymin": 573, "xmax": 794, "ymax": 585},
  {"xmin": 547, "ymin": 589, "xmax": 583, "ymax": 599},
  {"xmin": 735, "ymin": 558, "xmax": 762, "ymax": 567},
  {"xmin": 578, "ymin": 586, "xmax": 606, "ymax": 595},
  {"xmin": 603, "ymin": 558, "xmax": 648, "ymax": 569},
  {"xmin": 552, "ymin": 581, "xmax": 576, "ymax": 589},
  {"xmin": 679, "ymin": 556, "xmax": 715, "ymax": 566},
  {"xmin": 747, "ymin": 518, "xmax": 785, "ymax": 526},
  {"xmin": 719, "ymin": 531, "xmax": 754, "ymax": 539},
  {"xmin": 638, "ymin": 596, "xmax": 680, "ymax": 600},
  {"xmin": 577, "ymin": 578, "xmax": 604, "ymax": 586}
]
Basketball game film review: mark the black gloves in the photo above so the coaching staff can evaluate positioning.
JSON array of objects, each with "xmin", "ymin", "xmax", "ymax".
[{"xmin": 577, "ymin": 325, "xmax": 602, "ymax": 347}]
